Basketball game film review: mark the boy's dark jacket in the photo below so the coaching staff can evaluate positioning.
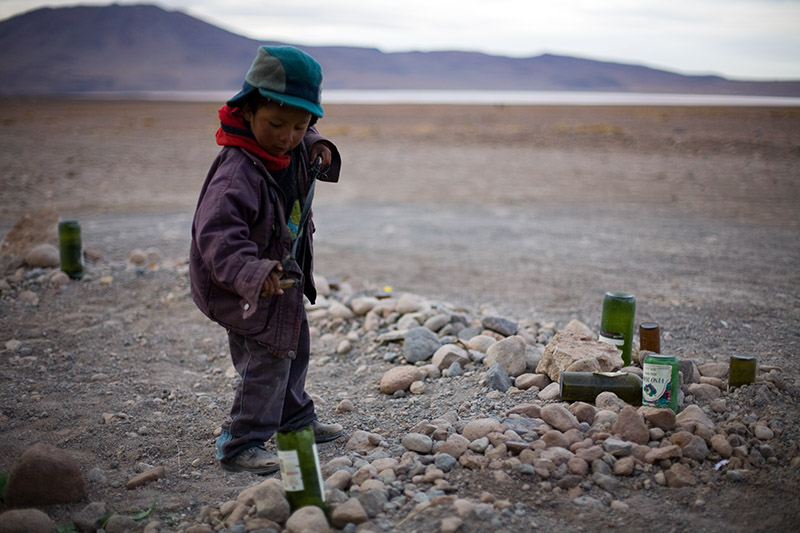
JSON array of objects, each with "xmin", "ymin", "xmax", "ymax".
[{"xmin": 189, "ymin": 128, "xmax": 340, "ymax": 358}]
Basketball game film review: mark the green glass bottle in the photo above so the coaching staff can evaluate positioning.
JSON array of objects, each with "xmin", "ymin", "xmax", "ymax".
[
  {"xmin": 598, "ymin": 291, "xmax": 636, "ymax": 366},
  {"xmin": 58, "ymin": 220, "xmax": 83, "ymax": 279},
  {"xmin": 559, "ymin": 371, "xmax": 643, "ymax": 406},
  {"xmin": 729, "ymin": 354, "xmax": 757, "ymax": 387},
  {"xmin": 276, "ymin": 425, "xmax": 326, "ymax": 513},
  {"xmin": 642, "ymin": 353, "xmax": 679, "ymax": 412}
]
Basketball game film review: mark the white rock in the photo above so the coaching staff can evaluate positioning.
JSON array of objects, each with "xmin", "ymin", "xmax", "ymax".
[
  {"xmin": 336, "ymin": 339, "xmax": 352, "ymax": 354},
  {"xmin": 328, "ymin": 301, "xmax": 355, "ymax": 320},
  {"xmin": 349, "ymin": 296, "xmax": 379, "ymax": 316},
  {"xmin": 538, "ymin": 382, "xmax": 561, "ymax": 401},
  {"xmin": 25, "ymin": 243, "xmax": 59, "ymax": 267}
]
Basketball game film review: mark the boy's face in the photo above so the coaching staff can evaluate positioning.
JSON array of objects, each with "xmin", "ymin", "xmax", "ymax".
[{"xmin": 244, "ymin": 101, "xmax": 312, "ymax": 157}]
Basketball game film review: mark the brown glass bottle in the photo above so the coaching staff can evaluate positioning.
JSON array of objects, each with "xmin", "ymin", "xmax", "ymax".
[{"xmin": 639, "ymin": 322, "xmax": 661, "ymax": 353}]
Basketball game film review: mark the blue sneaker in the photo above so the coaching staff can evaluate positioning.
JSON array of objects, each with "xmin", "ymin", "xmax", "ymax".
[{"xmin": 215, "ymin": 429, "xmax": 232, "ymax": 460}]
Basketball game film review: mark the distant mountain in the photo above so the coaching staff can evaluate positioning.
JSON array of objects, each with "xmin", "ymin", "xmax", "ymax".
[{"xmin": 1, "ymin": 4, "xmax": 798, "ymax": 96}]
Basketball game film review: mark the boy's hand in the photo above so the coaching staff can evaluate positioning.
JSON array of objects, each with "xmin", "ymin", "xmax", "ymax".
[
  {"xmin": 261, "ymin": 264, "xmax": 284, "ymax": 297},
  {"xmin": 310, "ymin": 142, "xmax": 333, "ymax": 168}
]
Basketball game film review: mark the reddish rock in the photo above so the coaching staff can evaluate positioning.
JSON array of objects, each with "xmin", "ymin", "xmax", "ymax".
[
  {"xmin": 4, "ymin": 443, "xmax": 86, "ymax": 507},
  {"xmin": 612, "ymin": 406, "xmax": 650, "ymax": 445},
  {"xmin": 126, "ymin": 466, "xmax": 166, "ymax": 489}
]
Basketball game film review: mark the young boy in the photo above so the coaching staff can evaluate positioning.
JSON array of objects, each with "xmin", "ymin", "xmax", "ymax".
[{"xmin": 190, "ymin": 45, "xmax": 343, "ymax": 474}]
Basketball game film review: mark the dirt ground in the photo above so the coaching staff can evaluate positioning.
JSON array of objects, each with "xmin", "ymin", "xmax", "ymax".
[{"xmin": 1, "ymin": 98, "xmax": 799, "ymax": 531}]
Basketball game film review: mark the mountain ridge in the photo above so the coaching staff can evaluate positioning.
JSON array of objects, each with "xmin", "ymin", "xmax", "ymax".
[{"xmin": 1, "ymin": 4, "xmax": 798, "ymax": 96}]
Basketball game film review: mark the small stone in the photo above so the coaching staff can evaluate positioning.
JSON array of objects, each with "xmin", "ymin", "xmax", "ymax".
[
  {"xmin": 541, "ymin": 430, "xmax": 570, "ymax": 449},
  {"xmin": 484, "ymin": 362, "xmax": 512, "ymax": 392},
  {"xmin": 538, "ymin": 382, "xmax": 561, "ymax": 401},
  {"xmin": 380, "ymin": 366, "xmax": 423, "ymax": 394},
  {"xmin": 754, "ymin": 425, "xmax": 774, "ymax": 440},
  {"xmin": 610, "ymin": 500, "xmax": 630, "ymax": 511},
  {"xmin": 335, "ymin": 399, "xmax": 355, "ymax": 413},
  {"xmin": 645, "ymin": 445, "xmax": 682, "ymax": 464},
  {"xmin": 687, "ymin": 383, "xmax": 722, "ymax": 401},
  {"xmin": 432, "ymin": 344, "xmax": 470, "ymax": 370},
  {"xmin": 439, "ymin": 434, "xmax": 470, "ymax": 459},
  {"xmin": 253, "ymin": 478, "xmax": 290, "ymax": 523},
  {"xmin": 402, "ymin": 433, "xmax": 434, "ymax": 454},
  {"xmin": 330, "ymin": 497, "xmax": 368, "ymax": 528},
  {"xmin": 593, "ymin": 472, "xmax": 619, "ymax": 492},
  {"xmin": 285, "ymin": 506, "xmax": 330, "ymax": 533},
  {"xmin": 25, "ymin": 243, "xmax": 59, "ymax": 268},
  {"xmin": 681, "ymin": 435, "xmax": 710, "ymax": 461},
  {"xmin": 481, "ymin": 315, "xmax": 518, "ymax": 336},
  {"xmin": 697, "ymin": 362, "xmax": 728, "ymax": 379},
  {"xmin": 409, "ymin": 380, "xmax": 426, "ymax": 394},
  {"xmin": 711, "ymin": 434, "xmax": 733, "ymax": 458},
  {"xmin": 639, "ymin": 406, "xmax": 676, "ymax": 431},
  {"xmin": 350, "ymin": 296, "xmax": 379, "ymax": 316},
  {"xmin": 612, "ymin": 406, "xmax": 649, "ymax": 445},
  {"xmin": 665, "ymin": 462, "xmax": 696, "ymax": 488},
  {"xmin": 484, "ymin": 335, "xmax": 527, "ymax": 377},
  {"xmin": 336, "ymin": 339, "xmax": 352, "ymax": 354},
  {"xmin": 595, "ymin": 392, "xmax": 627, "ymax": 413},
  {"xmin": 540, "ymin": 403, "xmax": 580, "ymax": 432},
  {"xmin": 326, "ymin": 470, "xmax": 352, "ymax": 491},
  {"xmin": 602, "ymin": 438, "xmax": 633, "ymax": 457},
  {"xmin": 462, "ymin": 418, "xmax": 503, "ymax": 441},
  {"xmin": 128, "ymin": 248, "xmax": 147, "ymax": 265},
  {"xmin": 50, "ymin": 271, "xmax": 69, "ymax": 288},
  {"xmin": 675, "ymin": 405, "xmax": 715, "ymax": 433},
  {"xmin": 328, "ymin": 301, "xmax": 355, "ymax": 320},
  {"xmin": 441, "ymin": 516, "xmax": 464, "ymax": 533},
  {"xmin": 16, "ymin": 290, "xmax": 39, "ymax": 305},
  {"xmin": 126, "ymin": 466, "xmax": 165, "ymax": 489},
  {"xmin": 613, "ymin": 456, "xmax": 635, "ymax": 476},
  {"xmin": 467, "ymin": 335, "xmax": 497, "ymax": 353},
  {"xmin": 0, "ymin": 509, "xmax": 56, "ymax": 532},
  {"xmin": 403, "ymin": 327, "xmax": 441, "ymax": 363},
  {"xmin": 569, "ymin": 402, "xmax": 596, "ymax": 425}
]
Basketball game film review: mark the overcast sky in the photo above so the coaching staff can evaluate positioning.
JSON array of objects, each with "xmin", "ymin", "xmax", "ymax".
[{"xmin": 2, "ymin": 0, "xmax": 799, "ymax": 80}]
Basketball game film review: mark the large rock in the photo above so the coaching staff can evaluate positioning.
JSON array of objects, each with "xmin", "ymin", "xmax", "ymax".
[
  {"xmin": 484, "ymin": 335, "xmax": 527, "ymax": 377},
  {"xmin": 536, "ymin": 329, "xmax": 623, "ymax": 382},
  {"xmin": 0, "ymin": 207, "xmax": 59, "ymax": 274},
  {"xmin": 4, "ymin": 443, "xmax": 86, "ymax": 507}
]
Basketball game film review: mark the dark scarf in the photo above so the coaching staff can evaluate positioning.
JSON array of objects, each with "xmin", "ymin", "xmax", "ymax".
[{"xmin": 215, "ymin": 105, "xmax": 291, "ymax": 171}]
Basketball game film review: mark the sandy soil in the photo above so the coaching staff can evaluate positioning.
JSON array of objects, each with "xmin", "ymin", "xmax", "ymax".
[{"xmin": 1, "ymin": 98, "xmax": 799, "ymax": 531}]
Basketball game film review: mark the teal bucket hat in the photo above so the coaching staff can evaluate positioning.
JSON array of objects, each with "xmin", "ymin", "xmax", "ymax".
[{"xmin": 228, "ymin": 45, "xmax": 324, "ymax": 118}]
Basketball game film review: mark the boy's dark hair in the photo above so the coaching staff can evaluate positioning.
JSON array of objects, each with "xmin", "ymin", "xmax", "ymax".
[{"xmin": 243, "ymin": 91, "xmax": 319, "ymax": 127}]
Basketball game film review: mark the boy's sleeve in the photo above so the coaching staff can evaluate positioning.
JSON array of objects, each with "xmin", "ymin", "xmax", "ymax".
[{"xmin": 193, "ymin": 159, "xmax": 278, "ymax": 318}]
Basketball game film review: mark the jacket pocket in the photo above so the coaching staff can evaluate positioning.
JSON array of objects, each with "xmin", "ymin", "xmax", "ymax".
[{"xmin": 207, "ymin": 284, "xmax": 304, "ymax": 358}]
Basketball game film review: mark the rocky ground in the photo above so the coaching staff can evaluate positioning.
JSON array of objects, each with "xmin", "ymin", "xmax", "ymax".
[{"xmin": 0, "ymin": 99, "xmax": 799, "ymax": 532}]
